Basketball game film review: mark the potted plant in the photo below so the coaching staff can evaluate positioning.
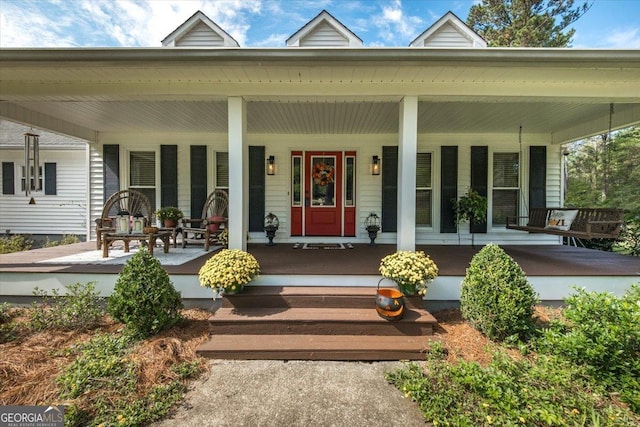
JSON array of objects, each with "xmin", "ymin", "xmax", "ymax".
[
  {"xmin": 154, "ymin": 206, "xmax": 184, "ymax": 228},
  {"xmin": 452, "ymin": 189, "xmax": 488, "ymax": 247},
  {"xmin": 379, "ymin": 250, "xmax": 439, "ymax": 296},
  {"xmin": 198, "ymin": 249, "xmax": 260, "ymax": 296}
]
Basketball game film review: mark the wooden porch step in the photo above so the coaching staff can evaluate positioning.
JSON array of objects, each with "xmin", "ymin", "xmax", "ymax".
[
  {"xmin": 199, "ymin": 285, "xmax": 438, "ymax": 361},
  {"xmin": 222, "ymin": 286, "xmax": 425, "ymax": 309},
  {"xmin": 197, "ymin": 334, "xmax": 437, "ymax": 361},
  {"xmin": 210, "ymin": 307, "xmax": 436, "ymax": 336}
]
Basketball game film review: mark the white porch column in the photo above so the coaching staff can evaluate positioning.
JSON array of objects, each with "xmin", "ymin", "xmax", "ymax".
[
  {"xmin": 228, "ymin": 97, "xmax": 248, "ymax": 251},
  {"xmin": 397, "ymin": 96, "xmax": 418, "ymax": 250}
]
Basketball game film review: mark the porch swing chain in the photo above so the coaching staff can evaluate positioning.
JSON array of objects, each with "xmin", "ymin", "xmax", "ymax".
[{"xmin": 519, "ymin": 125, "xmax": 529, "ymax": 218}]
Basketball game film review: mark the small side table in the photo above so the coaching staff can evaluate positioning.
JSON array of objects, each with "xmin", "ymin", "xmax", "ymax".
[
  {"xmin": 159, "ymin": 227, "xmax": 178, "ymax": 248},
  {"xmin": 102, "ymin": 231, "xmax": 172, "ymax": 258}
]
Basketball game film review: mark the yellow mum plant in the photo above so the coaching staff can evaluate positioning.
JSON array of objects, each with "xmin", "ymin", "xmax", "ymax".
[
  {"xmin": 379, "ymin": 250, "xmax": 439, "ymax": 296},
  {"xmin": 198, "ymin": 249, "xmax": 260, "ymax": 295}
]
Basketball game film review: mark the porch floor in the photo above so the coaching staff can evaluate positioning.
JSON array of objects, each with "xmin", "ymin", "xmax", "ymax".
[{"xmin": 0, "ymin": 241, "xmax": 638, "ymax": 277}]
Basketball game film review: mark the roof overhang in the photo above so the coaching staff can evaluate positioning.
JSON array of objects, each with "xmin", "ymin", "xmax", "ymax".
[{"xmin": 1, "ymin": 48, "xmax": 639, "ymax": 144}]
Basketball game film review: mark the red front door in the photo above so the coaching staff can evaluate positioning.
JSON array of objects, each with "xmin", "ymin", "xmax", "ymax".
[{"xmin": 304, "ymin": 152, "xmax": 342, "ymax": 236}]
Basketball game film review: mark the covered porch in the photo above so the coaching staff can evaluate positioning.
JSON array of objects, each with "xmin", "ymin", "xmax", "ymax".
[
  {"xmin": 2, "ymin": 48, "xmax": 639, "ymax": 251},
  {"xmin": 1, "ymin": 242, "xmax": 637, "ymax": 305}
]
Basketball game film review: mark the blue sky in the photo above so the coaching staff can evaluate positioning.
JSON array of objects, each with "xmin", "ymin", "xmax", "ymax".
[{"xmin": 1, "ymin": 0, "xmax": 639, "ymax": 48}]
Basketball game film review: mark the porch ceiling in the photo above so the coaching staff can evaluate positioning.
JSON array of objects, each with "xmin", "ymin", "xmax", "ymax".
[{"xmin": 5, "ymin": 98, "xmax": 637, "ymax": 141}]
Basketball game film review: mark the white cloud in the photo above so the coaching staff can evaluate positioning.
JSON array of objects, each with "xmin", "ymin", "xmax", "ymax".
[
  {"xmin": 604, "ymin": 28, "xmax": 640, "ymax": 48},
  {"xmin": 252, "ymin": 32, "xmax": 289, "ymax": 47},
  {"xmin": 372, "ymin": 0, "xmax": 423, "ymax": 45}
]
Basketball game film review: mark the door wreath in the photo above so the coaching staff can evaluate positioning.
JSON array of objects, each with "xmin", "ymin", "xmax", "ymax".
[{"xmin": 312, "ymin": 162, "xmax": 335, "ymax": 186}]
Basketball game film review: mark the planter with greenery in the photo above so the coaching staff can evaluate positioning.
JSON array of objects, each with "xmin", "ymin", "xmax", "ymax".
[
  {"xmin": 198, "ymin": 249, "xmax": 260, "ymax": 296},
  {"xmin": 379, "ymin": 250, "xmax": 439, "ymax": 296},
  {"xmin": 452, "ymin": 188, "xmax": 488, "ymax": 247},
  {"xmin": 154, "ymin": 206, "xmax": 184, "ymax": 227}
]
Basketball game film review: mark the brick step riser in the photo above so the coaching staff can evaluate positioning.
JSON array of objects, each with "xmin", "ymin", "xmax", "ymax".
[
  {"xmin": 209, "ymin": 322, "xmax": 433, "ymax": 336},
  {"xmin": 222, "ymin": 295, "xmax": 425, "ymax": 310}
]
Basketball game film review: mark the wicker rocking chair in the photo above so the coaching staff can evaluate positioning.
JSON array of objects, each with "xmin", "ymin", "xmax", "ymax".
[
  {"xmin": 95, "ymin": 189, "xmax": 153, "ymax": 249},
  {"xmin": 181, "ymin": 189, "xmax": 229, "ymax": 251}
]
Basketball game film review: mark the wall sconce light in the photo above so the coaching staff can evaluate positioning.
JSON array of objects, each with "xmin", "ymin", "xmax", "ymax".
[
  {"xmin": 372, "ymin": 155, "xmax": 380, "ymax": 175},
  {"xmin": 267, "ymin": 155, "xmax": 276, "ymax": 175}
]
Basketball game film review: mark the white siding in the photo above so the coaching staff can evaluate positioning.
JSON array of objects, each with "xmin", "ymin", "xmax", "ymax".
[
  {"xmin": 423, "ymin": 23, "xmax": 474, "ymax": 48},
  {"xmin": 176, "ymin": 22, "xmax": 225, "ymax": 47},
  {"xmin": 88, "ymin": 142, "xmax": 104, "ymax": 241},
  {"xmin": 99, "ymin": 132, "xmax": 562, "ymax": 246},
  {"xmin": 0, "ymin": 148, "xmax": 88, "ymax": 237},
  {"xmin": 299, "ymin": 21, "xmax": 349, "ymax": 47}
]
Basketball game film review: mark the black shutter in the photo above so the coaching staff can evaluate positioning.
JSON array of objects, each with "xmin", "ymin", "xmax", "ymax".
[
  {"xmin": 470, "ymin": 146, "xmax": 488, "ymax": 233},
  {"xmin": 248, "ymin": 146, "xmax": 265, "ymax": 232},
  {"xmin": 190, "ymin": 145, "xmax": 207, "ymax": 218},
  {"xmin": 381, "ymin": 146, "xmax": 398, "ymax": 232},
  {"xmin": 44, "ymin": 162, "xmax": 56, "ymax": 195},
  {"xmin": 103, "ymin": 144, "xmax": 119, "ymax": 200},
  {"xmin": 440, "ymin": 146, "xmax": 458, "ymax": 233},
  {"xmin": 160, "ymin": 145, "xmax": 178, "ymax": 207},
  {"xmin": 529, "ymin": 146, "xmax": 547, "ymax": 209},
  {"xmin": 2, "ymin": 162, "xmax": 15, "ymax": 195}
]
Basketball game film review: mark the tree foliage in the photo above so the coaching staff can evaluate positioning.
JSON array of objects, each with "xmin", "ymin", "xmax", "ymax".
[
  {"xmin": 467, "ymin": 0, "xmax": 592, "ymax": 47},
  {"xmin": 566, "ymin": 127, "xmax": 640, "ymax": 213}
]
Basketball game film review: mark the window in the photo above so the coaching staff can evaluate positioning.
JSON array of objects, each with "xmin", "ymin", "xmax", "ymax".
[
  {"xmin": 416, "ymin": 152, "xmax": 432, "ymax": 226},
  {"xmin": 18, "ymin": 163, "xmax": 57, "ymax": 195},
  {"xmin": 492, "ymin": 152, "xmax": 519, "ymax": 226},
  {"xmin": 2, "ymin": 162, "xmax": 15, "ymax": 195},
  {"xmin": 215, "ymin": 152, "xmax": 229, "ymax": 189},
  {"xmin": 345, "ymin": 156, "xmax": 355, "ymax": 206},
  {"xmin": 21, "ymin": 165, "xmax": 43, "ymax": 192},
  {"xmin": 292, "ymin": 155, "xmax": 302, "ymax": 206},
  {"xmin": 129, "ymin": 151, "xmax": 156, "ymax": 209}
]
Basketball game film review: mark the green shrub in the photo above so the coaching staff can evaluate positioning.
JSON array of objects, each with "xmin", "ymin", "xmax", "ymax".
[
  {"xmin": 58, "ymin": 331, "xmax": 201, "ymax": 427},
  {"xmin": 387, "ymin": 352, "xmax": 640, "ymax": 426},
  {"xmin": 57, "ymin": 333, "xmax": 136, "ymax": 399},
  {"xmin": 29, "ymin": 282, "xmax": 104, "ymax": 331},
  {"xmin": 0, "ymin": 234, "xmax": 33, "ymax": 254},
  {"xmin": 460, "ymin": 243, "xmax": 539, "ymax": 341},
  {"xmin": 108, "ymin": 248, "xmax": 183, "ymax": 338},
  {"xmin": 0, "ymin": 302, "xmax": 11, "ymax": 323},
  {"xmin": 536, "ymin": 285, "xmax": 640, "ymax": 412},
  {"xmin": 43, "ymin": 234, "xmax": 81, "ymax": 248},
  {"xmin": 0, "ymin": 302, "xmax": 21, "ymax": 343},
  {"xmin": 616, "ymin": 212, "xmax": 640, "ymax": 256}
]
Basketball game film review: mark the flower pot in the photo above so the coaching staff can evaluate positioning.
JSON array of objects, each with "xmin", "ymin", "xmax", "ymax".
[
  {"xmin": 209, "ymin": 216, "xmax": 225, "ymax": 232},
  {"xmin": 164, "ymin": 219, "xmax": 177, "ymax": 228},
  {"xmin": 224, "ymin": 284, "xmax": 244, "ymax": 295},
  {"xmin": 398, "ymin": 282, "xmax": 418, "ymax": 296}
]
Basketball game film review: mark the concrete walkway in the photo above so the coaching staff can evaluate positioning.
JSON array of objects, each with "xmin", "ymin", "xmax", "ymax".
[{"xmin": 153, "ymin": 360, "xmax": 427, "ymax": 426}]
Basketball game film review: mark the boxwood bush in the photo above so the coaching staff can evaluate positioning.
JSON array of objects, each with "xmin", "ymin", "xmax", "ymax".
[
  {"xmin": 536, "ymin": 285, "xmax": 640, "ymax": 412},
  {"xmin": 108, "ymin": 248, "xmax": 183, "ymax": 338},
  {"xmin": 460, "ymin": 243, "xmax": 538, "ymax": 341}
]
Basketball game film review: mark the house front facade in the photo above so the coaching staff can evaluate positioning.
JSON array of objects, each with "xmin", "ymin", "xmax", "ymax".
[{"xmin": 1, "ymin": 10, "xmax": 639, "ymax": 251}]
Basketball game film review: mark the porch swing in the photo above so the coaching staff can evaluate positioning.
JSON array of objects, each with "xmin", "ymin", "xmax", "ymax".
[{"xmin": 506, "ymin": 105, "xmax": 625, "ymax": 244}]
